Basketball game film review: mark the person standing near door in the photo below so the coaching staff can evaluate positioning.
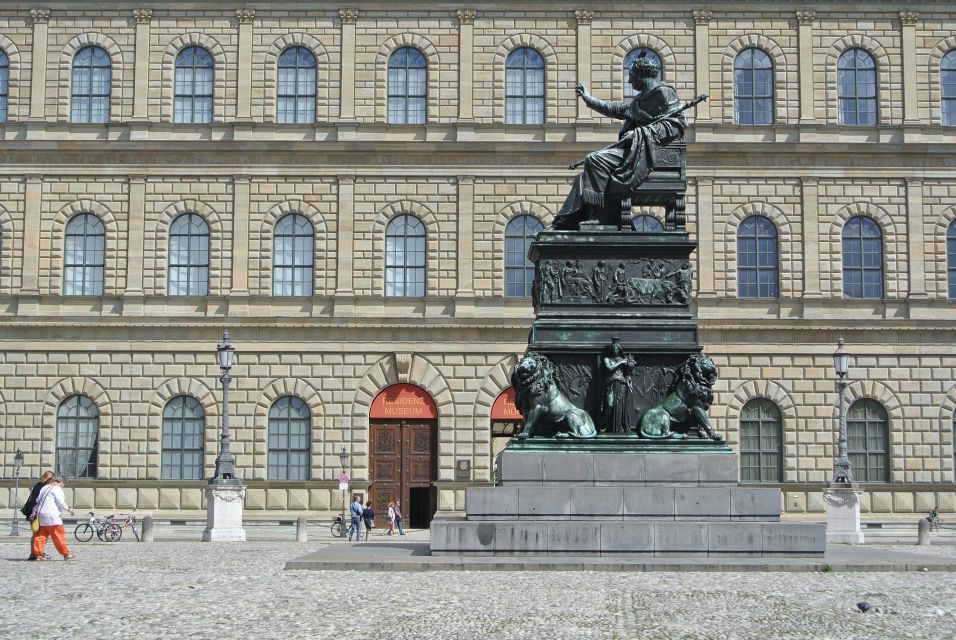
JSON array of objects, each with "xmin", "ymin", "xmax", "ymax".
[
  {"xmin": 385, "ymin": 502, "xmax": 396, "ymax": 536},
  {"xmin": 393, "ymin": 500, "xmax": 405, "ymax": 535},
  {"xmin": 362, "ymin": 500, "xmax": 375, "ymax": 541},
  {"xmin": 349, "ymin": 495, "xmax": 363, "ymax": 542}
]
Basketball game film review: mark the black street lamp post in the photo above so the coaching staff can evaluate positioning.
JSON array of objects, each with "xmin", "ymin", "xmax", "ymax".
[
  {"xmin": 10, "ymin": 448, "xmax": 23, "ymax": 536},
  {"xmin": 212, "ymin": 331, "xmax": 240, "ymax": 484},
  {"xmin": 339, "ymin": 448, "xmax": 350, "ymax": 532},
  {"xmin": 832, "ymin": 338, "xmax": 852, "ymax": 484}
]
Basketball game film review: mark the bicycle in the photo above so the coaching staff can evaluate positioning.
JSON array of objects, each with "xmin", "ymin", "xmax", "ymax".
[
  {"xmin": 330, "ymin": 515, "xmax": 345, "ymax": 538},
  {"xmin": 111, "ymin": 510, "xmax": 140, "ymax": 542},
  {"xmin": 74, "ymin": 512, "xmax": 121, "ymax": 542}
]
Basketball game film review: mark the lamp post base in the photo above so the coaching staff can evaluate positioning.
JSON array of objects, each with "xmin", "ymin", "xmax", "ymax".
[
  {"xmin": 823, "ymin": 483, "xmax": 864, "ymax": 545},
  {"xmin": 201, "ymin": 482, "xmax": 247, "ymax": 542}
]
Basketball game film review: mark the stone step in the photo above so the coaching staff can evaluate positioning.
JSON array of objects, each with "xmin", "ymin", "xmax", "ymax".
[
  {"xmin": 431, "ymin": 520, "xmax": 826, "ymax": 557},
  {"xmin": 466, "ymin": 485, "xmax": 781, "ymax": 521}
]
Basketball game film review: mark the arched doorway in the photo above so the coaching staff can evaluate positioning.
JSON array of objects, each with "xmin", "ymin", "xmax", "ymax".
[
  {"xmin": 491, "ymin": 387, "xmax": 521, "ymax": 480},
  {"xmin": 369, "ymin": 383, "xmax": 438, "ymax": 528}
]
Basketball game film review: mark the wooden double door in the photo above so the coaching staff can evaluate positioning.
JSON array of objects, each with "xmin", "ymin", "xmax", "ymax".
[{"xmin": 370, "ymin": 421, "xmax": 437, "ymax": 529}]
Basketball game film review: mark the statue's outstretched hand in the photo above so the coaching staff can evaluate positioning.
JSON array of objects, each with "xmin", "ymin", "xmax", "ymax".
[{"xmin": 575, "ymin": 83, "xmax": 588, "ymax": 99}]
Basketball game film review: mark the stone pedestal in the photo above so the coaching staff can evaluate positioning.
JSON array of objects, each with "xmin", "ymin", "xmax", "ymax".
[
  {"xmin": 201, "ymin": 482, "xmax": 247, "ymax": 542},
  {"xmin": 431, "ymin": 450, "xmax": 826, "ymax": 556},
  {"xmin": 823, "ymin": 483, "xmax": 864, "ymax": 545}
]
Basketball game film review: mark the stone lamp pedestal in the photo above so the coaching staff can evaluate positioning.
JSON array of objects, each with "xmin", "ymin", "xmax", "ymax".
[
  {"xmin": 202, "ymin": 480, "xmax": 247, "ymax": 542},
  {"xmin": 823, "ymin": 482, "xmax": 864, "ymax": 545}
]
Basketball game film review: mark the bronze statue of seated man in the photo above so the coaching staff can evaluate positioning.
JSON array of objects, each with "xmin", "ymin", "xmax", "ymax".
[{"xmin": 551, "ymin": 52, "xmax": 703, "ymax": 231}]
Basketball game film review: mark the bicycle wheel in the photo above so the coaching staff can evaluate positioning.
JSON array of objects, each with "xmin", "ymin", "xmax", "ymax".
[
  {"xmin": 104, "ymin": 523, "xmax": 122, "ymax": 542},
  {"xmin": 330, "ymin": 521, "xmax": 344, "ymax": 538},
  {"xmin": 74, "ymin": 523, "xmax": 94, "ymax": 542}
]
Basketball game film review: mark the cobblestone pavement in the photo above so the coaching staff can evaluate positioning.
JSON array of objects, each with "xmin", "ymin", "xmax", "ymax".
[{"xmin": 2, "ymin": 538, "xmax": 956, "ymax": 640}]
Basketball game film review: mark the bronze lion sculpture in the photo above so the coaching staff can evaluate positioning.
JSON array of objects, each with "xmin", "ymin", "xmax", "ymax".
[
  {"xmin": 511, "ymin": 352, "xmax": 596, "ymax": 439},
  {"xmin": 639, "ymin": 353, "xmax": 723, "ymax": 441}
]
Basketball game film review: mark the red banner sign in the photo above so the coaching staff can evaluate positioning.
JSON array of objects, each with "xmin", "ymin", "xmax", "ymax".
[
  {"xmin": 491, "ymin": 387, "xmax": 522, "ymax": 421},
  {"xmin": 369, "ymin": 383, "xmax": 438, "ymax": 420}
]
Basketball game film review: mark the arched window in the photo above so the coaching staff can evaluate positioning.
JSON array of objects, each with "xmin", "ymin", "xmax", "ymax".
[
  {"xmin": 505, "ymin": 47, "xmax": 545, "ymax": 125},
  {"xmin": 268, "ymin": 396, "xmax": 311, "ymax": 480},
  {"xmin": 174, "ymin": 46, "xmax": 214, "ymax": 124},
  {"xmin": 56, "ymin": 395, "xmax": 98, "ymax": 478},
  {"xmin": 385, "ymin": 214, "xmax": 426, "ymax": 297},
  {"xmin": 0, "ymin": 49, "xmax": 9, "ymax": 122},
  {"xmin": 838, "ymin": 49, "xmax": 877, "ymax": 126},
  {"xmin": 941, "ymin": 50, "xmax": 956, "ymax": 126},
  {"xmin": 739, "ymin": 398, "xmax": 783, "ymax": 483},
  {"xmin": 847, "ymin": 398, "xmax": 889, "ymax": 482},
  {"xmin": 842, "ymin": 216, "xmax": 883, "ymax": 299},
  {"xmin": 64, "ymin": 213, "xmax": 105, "ymax": 296},
  {"xmin": 168, "ymin": 213, "xmax": 209, "ymax": 296},
  {"xmin": 387, "ymin": 47, "xmax": 427, "ymax": 125},
  {"xmin": 624, "ymin": 48, "xmax": 663, "ymax": 99},
  {"xmin": 505, "ymin": 215, "xmax": 543, "ymax": 297},
  {"xmin": 161, "ymin": 396, "xmax": 205, "ymax": 480},
  {"xmin": 948, "ymin": 220, "xmax": 956, "ymax": 299},
  {"xmin": 737, "ymin": 215, "xmax": 779, "ymax": 299},
  {"xmin": 273, "ymin": 213, "xmax": 314, "ymax": 296},
  {"xmin": 734, "ymin": 48, "xmax": 774, "ymax": 125},
  {"xmin": 71, "ymin": 45, "xmax": 111, "ymax": 124},
  {"xmin": 277, "ymin": 46, "xmax": 316, "ymax": 124},
  {"xmin": 632, "ymin": 214, "xmax": 664, "ymax": 233}
]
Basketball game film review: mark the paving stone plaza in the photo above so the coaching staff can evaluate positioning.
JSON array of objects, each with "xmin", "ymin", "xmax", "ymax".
[{"xmin": 4, "ymin": 534, "xmax": 956, "ymax": 639}]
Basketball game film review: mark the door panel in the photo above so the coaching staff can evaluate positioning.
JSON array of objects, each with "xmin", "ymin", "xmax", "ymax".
[{"xmin": 370, "ymin": 421, "xmax": 436, "ymax": 527}]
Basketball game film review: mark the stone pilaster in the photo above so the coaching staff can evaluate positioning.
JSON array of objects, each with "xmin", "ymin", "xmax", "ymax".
[
  {"xmin": 574, "ymin": 10, "xmax": 594, "ymax": 122},
  {"xmin": 27, "ymin": 9, "xmax": 50, "ymax": 121},
  {"xmin": 335, "ymin": 175, "xmax": 356, "ymax": 313},
  {"xmin": 338, "ymin": 9, "xmax": 359, "ymax": 127},
  {"xmin": 695, "ymin": 176, "xmax": 715, "ymax": 297},
  {"xmin": 125, "ymin": 176, "xmax": 147, "ymax": 299},
  {"xmin": 905, "ymin": 178, "xmax": 927, "ymax": 298},
  {"xmin": 795, "ymin": 10, "xmax": 816, "ymax": 124},
  {"xmin": 455, "ymin": 177, "xmax": 475, "ymax": 315},
  {"xmin": 132, "ymin": 10, "xmax": 152, "ymax": 121},
  {"xmin": 235, "ymin": 9, "xmax": 256, "ymax": 122},
  {"xmin": 230, "ymin": 176, "xmax": 251, "ymax": 297},
  {"xmin": 456, "ymin": 9, "xmax": 476, "ymax": 123},
  {"xmin": 21, "ymin": 176, "xmax": 42, "ymax": 295},
  {"xmin": 692, "ymin": 10, "xmax": 712, "ymax": 122},
  {"xmin": 800, "ymin": 177, "xmax": 822, "ymax": 299},
  {"xmin": 899, "ymin": 11, "xmax": 920, "ymax": 125}
]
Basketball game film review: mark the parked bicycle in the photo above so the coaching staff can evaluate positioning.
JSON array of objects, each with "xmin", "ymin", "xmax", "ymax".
[
  {"xmin": 111, "ymin": 510, "xmax": 140, "ymax": 542},
  {"xmin": 329, "ymin": 515, "xmax": 358, "ymax": 540},
  {"xmin": 929, "ymin": 508, "xmax": 943, "ymax": 532},
  {"xmin": 74, "ymin": 511, "xmax": 121, "ymax": 542}
]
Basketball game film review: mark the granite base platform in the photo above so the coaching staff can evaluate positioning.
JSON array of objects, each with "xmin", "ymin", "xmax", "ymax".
[{"xmin": 430, "ymin": 450, "xmax": 826, "ymax": 557}]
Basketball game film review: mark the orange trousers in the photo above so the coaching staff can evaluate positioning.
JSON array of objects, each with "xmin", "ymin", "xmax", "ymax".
[{"xmin": 32, "ymin": 525, "xmax": 70, "ymax": 559}]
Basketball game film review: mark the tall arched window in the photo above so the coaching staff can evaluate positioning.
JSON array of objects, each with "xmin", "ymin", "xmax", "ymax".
[
  {"xmin": 168, "ymin": 213, "xmax": 209, "ymax": 296},
  {"xmin": 632, "ymin": 214, "xmax": 664, "ymax": 232},
  {"xmin": 387, "ymin": 47, "xmax": 427, "ymax": 125},
  {"xmin": 273, "ymin": 213, "xmax": 314, "ymax": 296},
  {"xmin": 64, "ymin": 213, "xmax": 105, "ymax": 296},
  {"xmin": 505, "ymin": 47, "xmax": 545, "ymax": 125},
  {"xmin": 842, "ymin": 216, "xmax": 883, "ymax": 299},
  {"xmin": 71, "ymin": 45, "xmax": 111, "ymax": 124},
  {"xmin": 838, "ymin": 48, "xmax": 877, "ymax": 126},
  {"xmin": 0, "ymin": 49, "xmax": 9, "ymax": 122},
  {"xmin": 737, "ymin": 215, "xmax": 779, "ymax": 299},
  {"xmin": 161, "ymin": 396, "xmax": 205, "ymax": 480},
  {"xmin": 505, "ymin": 214, "xmax": 543, "ymax": 297},
  {"xmin": 277, "ymin": 46, "xmax": 316, "ymax": 124},
  {"xmin": 56, "ymin": 395, "xmax": 98, "ymax": 478},
  {"xmin": 174, "ymin": 46, "xmax": 214, "ymax": 124},
  {"xmin": 739, "ymin": 398, "xmax": 783, "ymax": 483},
  {"xmin": 941, "ymin": 50, "xmax": 956, "ymax": 126},
  {"xmin": 268, "ymin": 396, "xmax": 311, "ymax": 480},
  {"xmin": 948, "ymin": 220, "xmax": 956, "ymax": 299},
  {"xmin": 734, "ymin": 48, "xmax": 774, "ymax": 125},
  {"xmin": 623, "ymin": 48, "xmax": 663, "ymax": 99},
  {"xmin": 385, "ymin": 214, "xmax": 426, "ymax": 297},
  {"xmin": 847, "ymin": 398, "xmax": 889, "ymax": 482}
]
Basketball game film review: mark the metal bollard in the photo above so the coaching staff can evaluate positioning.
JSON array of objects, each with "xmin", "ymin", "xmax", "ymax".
[
  {"xmin": 918, "ymin": 518, "xmax": 931, "ymax": 546},
  {"xmin": 142, "ymin": 515, "xmax": 154, "ymax": 543},
  {"xmin": 296, "ymin": 516, "xmax": 308, "ymax": 542}
]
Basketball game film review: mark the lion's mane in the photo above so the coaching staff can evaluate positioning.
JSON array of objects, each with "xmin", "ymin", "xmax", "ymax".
[
  {"xmin": 675, "ymin": 353, "xmax": 716, "ymax": 407},
  {"xmin": 512, "ymin": 352, "xmax": 554, "ymax": 411}
]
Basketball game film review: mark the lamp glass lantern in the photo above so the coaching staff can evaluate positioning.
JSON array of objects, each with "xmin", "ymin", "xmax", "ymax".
[
  {"xmin": 339, "ymin": 448, "xmax": 350, "ymax": 472},
  {"xmin": 833, "ymin": 338, "xmax": 849, "ymax": 378},
  {"xmin": 13, "ymin": 449, "xmax": 23, "ymax": 474},
  {"xmin": 217, "ymin": 333, "xmax": 235, "ymax": 370}
]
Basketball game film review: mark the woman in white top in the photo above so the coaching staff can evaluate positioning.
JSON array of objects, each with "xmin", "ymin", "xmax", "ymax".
[
  {"xmin": 386, "ymin": 502, "xmax": 396, "ymax": 536},
  {"xmin": 31, "ymin": 475, "xmax": 76, "ymax": 560}
]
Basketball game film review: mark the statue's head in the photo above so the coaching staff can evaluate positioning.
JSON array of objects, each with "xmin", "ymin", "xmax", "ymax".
[
  {"xmin": 608, "ymin": 337, "xmax": 623, "ymax": 357},
  {"xmin": 629, "ymin": 51, "xmax": 660, "ymax": 90}
]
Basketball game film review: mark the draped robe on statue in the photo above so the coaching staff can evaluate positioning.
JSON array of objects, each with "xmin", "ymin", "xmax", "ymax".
[{"xmin": 553, "ymin": 83, "xmax": 686, "ymax": 230}]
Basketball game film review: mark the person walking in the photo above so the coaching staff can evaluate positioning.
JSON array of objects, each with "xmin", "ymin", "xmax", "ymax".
[
  {"xmin": 394, "ymin": 500, "xmax": 405, "ymax": 535},
  {"xmin": 362, "ymin": 500, "xmax": 375, "ymax": 541},
  {"xmin": 385, "ymin": 502, "xmax": 396, "ymax": 536},
  {"xmin": 348, "ymin": 494, "xmax": 363, "ymax": 542},
  {"xmin": 32, "ymin": 475, "xmax": 76, "ymax": 561},
  {"xmin": 21, "ymin": 471, "xmax": 55, "ymax": 560}
]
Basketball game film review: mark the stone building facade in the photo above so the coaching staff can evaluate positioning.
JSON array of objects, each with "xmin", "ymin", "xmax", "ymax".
[{"xmin": 0, "ymin": 0, "xmax": 954, "ymax": 520}]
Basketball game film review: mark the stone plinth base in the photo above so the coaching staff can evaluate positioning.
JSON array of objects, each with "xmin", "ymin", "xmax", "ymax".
[
  {"xmin": 431, "ymin": 450, "xmax": 826, "ymax": 557},
  {"xmin": 823, "ymin": 483, "xmax": 864, "ymax": 545},
  {"xmin": 202, "ymin": 483, "xmax": 247, "ymax": 542}
]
